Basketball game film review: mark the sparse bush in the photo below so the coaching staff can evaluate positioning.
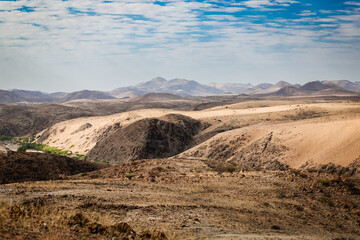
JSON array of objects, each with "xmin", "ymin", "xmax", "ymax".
[
  {"xmin": 153, "ymin": 166, "xmax": 164, "ymax": 172},
  {"xmin": 17, "ymin": 142, "xmax": 75, "ymax": 157},
  {"xmin": 223, "ymin": 165, "xmax": 238, "ymax": 173},
  {"xmin": 318, "ymin": 196, "xmax": 334, "ymax": 206},
  {"xmin": 318, "ymin": 179, "xmax": 331, "ymax": 186},
  {"xmin": 206, "ymin": 160, "xmax": 238, "ymax": 174},
  {"xmin": 0, "ymin": 135, "xmax": 14, "ymax": 141},
  {"xmin": 124, "ymin": 173, "xmax": 135, "ymax": 180},
  {"xmin": 290, "ymin": 169, "xmax": 307, "ymax": 178},
  {"xmin": 17, "ymin": 143, "xmax": 45, "ymax": 152}
]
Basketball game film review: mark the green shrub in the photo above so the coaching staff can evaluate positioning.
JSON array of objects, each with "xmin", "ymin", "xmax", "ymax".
[
  {"xmin": 17, "ymin": 143, "xmax": 45, "ymax": 152},
  {"xmin": 124, "ymin": 173, "xmax": 135, "ymax": 180},
  {"xmin": 0, "ymin": 136, "xmax": 14, "ymax": 141},
  {"xmin": 17, "ymin": 142, "xmax": 73, "ymax": 156},
  {"xmin": 224, "ymin": 165, "xmax": 238, "ymax": 173},
  {"xmin": 318, "ymin": 179, "xmax": 331, "ymax": 186}
]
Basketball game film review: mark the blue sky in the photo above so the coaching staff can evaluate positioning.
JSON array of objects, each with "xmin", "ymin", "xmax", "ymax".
[{"xmin": 0, "ymin": 0, "xmax": 359, "ymax": 92}]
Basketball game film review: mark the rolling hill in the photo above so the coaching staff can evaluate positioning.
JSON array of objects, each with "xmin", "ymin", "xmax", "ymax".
[{"xmin": 61, "ymin": 90, "xmax": 116, "ymax": 101}]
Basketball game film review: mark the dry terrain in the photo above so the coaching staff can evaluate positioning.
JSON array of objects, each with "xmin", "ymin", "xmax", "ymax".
[
  {"xmin": 1, "ymin": 96, "xmax": 360, "ymax": 239},
  {"xmin": 0, "ymin": 158, "xmax": 359, "ymax": 239},
  {"xmin": 38, "ymin": 99, "xmax": 360, "ymax": 168}
]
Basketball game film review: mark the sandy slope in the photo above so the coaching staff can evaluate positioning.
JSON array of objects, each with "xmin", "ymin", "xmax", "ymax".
[
  {"xmin": 179, "ymin": 117, "xmax": 360, "ymax": 168},
  {"xmin": 37, "ymin": 102, "xmax": 360, "ymax": 167},
  {"xmin": 37, "ymin": 103, "xmax": 306, "ymax": 154}
]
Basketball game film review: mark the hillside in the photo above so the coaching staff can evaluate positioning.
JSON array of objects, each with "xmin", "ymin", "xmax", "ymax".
[
  {"xmin": 256, "ymin": 81, "xmax": 293, "ymax": 94},
  {"xmin": 0, "ymin": 90, "xmax": 55, "ymax": 103},
  {"xmin": 88, "ymin": 114, "xmax": 203, "ymax": 163},
  {"xmin": 0, "ymin": 104, "xmax": 94, "ymax": 136},
  {"xmin": 1, "ymin": 79, "xmax": 360, "ymax": 104},
  {"xmin": 0, "ymin": 151, "xmax": 105, "ymax": 184},
  {"xmin": 206, "ymin": 82, "xmax": 254, "ymax": 93},
  {"xmin": 270, "ymin": 86, "xmax": 304, "ymax": 96},
  {"xmin": 299, "ymin": 81, "xmax": 340, "ymax": 91},
  {"xmin": 109, "ymin": 77, "xmax": 225, "ymax": 97},
  {"xmin": 127, "ymin": 93, "xmax": 183, "ymax": 102},
  {"xmin": 322, "ymin": 80, "xmax": 360, "ymax": 92},
  {"xmin": 37, "ymin": 101, "xmax": 360, "ymax": 169},
  {"xmin": 179, "ymin": 117, "xmax": 360, "ymax": 169},
  {"xmin": 61, "ymin": 90, "xmax": 116, "ymax": 101}
]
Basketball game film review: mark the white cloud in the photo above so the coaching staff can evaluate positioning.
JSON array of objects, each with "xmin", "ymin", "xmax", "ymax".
[
  {"xmin": 298, "ymin": 10, "xmax": 316, "ymax": 16},
  {"xmin": 344, "ymin": 1, "xmax": 360, "ymax": 6},
  {"xmin": 243, "ymin": 0, "xmax": 298, "ymax": 8},
  {"xmin": 0, "ymin": 0, "xmax": 358, "ymax": 91}
]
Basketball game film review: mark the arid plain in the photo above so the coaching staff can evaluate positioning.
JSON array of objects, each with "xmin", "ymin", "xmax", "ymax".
[{"xmin": 1, "ymin": 93, "xmax": 360, "ymax": 240}]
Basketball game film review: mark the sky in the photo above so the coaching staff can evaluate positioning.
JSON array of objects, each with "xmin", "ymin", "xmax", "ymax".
[{"xmin": 0, "ymin": 0, "xmax": 359, "ymax": 92}]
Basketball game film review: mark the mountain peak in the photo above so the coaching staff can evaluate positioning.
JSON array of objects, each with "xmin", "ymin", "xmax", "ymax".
[
  {"xmin": 299, "ymin": 81, "xmax": 336, "ymax": 91},
  {"xmin": 150, "ymin": 77, "xmax": 167, "ymax": 83},
  {"xmin": 274, "ymin": 81, "xmax": 292, "ymax": 87}
]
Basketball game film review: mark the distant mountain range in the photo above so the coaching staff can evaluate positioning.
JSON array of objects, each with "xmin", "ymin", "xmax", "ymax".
[
  {"xmin": 1, "ymin": 78, "xmax": 359, "ymax": 103},
  {"xmin": 109, "ymin": 77, "xmax": 224, "ymax": 98}
]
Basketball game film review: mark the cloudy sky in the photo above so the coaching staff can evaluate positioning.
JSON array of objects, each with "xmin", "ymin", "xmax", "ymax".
[{"xmin": 0, "ymin": 0, "xmax": 359, "ymax": 92}]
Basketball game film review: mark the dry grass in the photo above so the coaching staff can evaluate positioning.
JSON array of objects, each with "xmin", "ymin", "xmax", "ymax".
[
  {"xmin": 1, "ymin": 163, "xmax": 359, "ymax": 239},
  {"xmin": 0, "ymin": 196, "xmax": 168, "ymax": 240}
]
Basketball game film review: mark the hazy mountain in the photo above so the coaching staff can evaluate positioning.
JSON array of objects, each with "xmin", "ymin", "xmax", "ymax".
[
  {"xmin": 128, "ymin": 93, "xmax": 184, "ymax": 102},
  {"xmin": 299, "ymin": 81, "xmax": 341, "ymax": 92},
  {"xmin": 108, "ymin": 87, "xmax": 146, "ymax": 99},
  {"xmin": 206, "ymin": 82, "xmax": 253, "ymax": 93},
  {"xmin": 270, "ymin": 86, "xmax": 308, "ymax": 96},
  {"xmin": 0, "ymin": 90, "xmax": 23, "ymax": 103},
  {"xmin": 50, "ymin": 92, "xmax": 68, "ymax": 99},
  {"xmin": 161, "ymin": 78, "xmax": 224, "ymax": 96},
  {"xmin": 256, "ymin": 81, "xmax": 293, "ymax": 94},
  {"xmin": 270, "ymin": 81, "xmax": 354, "ymax": 96},
  {"xmin": 0, "ymin": 90, "xmax": 56, "ymax": 103},
  {"xmin": 109, "ymin": 77, "xmax": 225, "ymax": 97},
  {"xmin": 135, "ymin": 77, "xmax": 167, "ymax": 92},
  {"xmin": 240, "ymin": 83, "xmax": 274, "ymax": 94},
  {"xmin": 1, "ymin": 79, "xmax": 359, "ymax": 103},
  {"xmin": 257, "ymin": 83, "xmax": 274, "ymax": 89},
  {"xmin": 12, "ymin": 90, "xmax": 56, "ymax": 102},
  {"xmin": 322, "ymin": 80, "xmax": 360, "ymax": 92},
  {"xmin": 61, "ymin": 90, "xmax": 116, "ymax": 102},
  {"xmin": 205, "ymin": 82, "xmax": 275, "ymax": 94}
]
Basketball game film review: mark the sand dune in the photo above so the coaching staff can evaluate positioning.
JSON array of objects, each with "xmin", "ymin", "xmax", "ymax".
[
  {"xmin": 179, "ymin": 117, "xmax": 360, "ymax": 168},
  {"xmin": 37, "ymin": 101, "xmax": 360, "ymax": 167},
  {"xmin": 37, "ymin": 103, "xmax": 304, "ymax": 154}
]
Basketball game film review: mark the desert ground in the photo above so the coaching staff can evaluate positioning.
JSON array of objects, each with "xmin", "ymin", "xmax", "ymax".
[{"xmin": 1, "ymin": 95, "xmax": 360, "ymax": 240}]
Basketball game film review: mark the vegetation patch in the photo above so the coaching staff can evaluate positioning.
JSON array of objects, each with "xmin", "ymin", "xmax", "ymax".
[
  {"xmin": 0, "ymin": 199, "xmax": 167, "ymax": 239},
  {"xmin": 318, "ymin": 179, "xmax": 331, "ymax": 186},
  {"xmin": 17, "ymin": 142, "xmax": 73, "ymax": 156},
  {"xmin": 0, "ymin": 135, "xmax": 14, "ymax": 141},
  {"xmin": 124, "ymin": 173, "xmax": 135, "ymax": 180}
]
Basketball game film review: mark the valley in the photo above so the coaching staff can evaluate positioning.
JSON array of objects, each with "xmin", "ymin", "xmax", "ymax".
[{"xmin": 0, "ymin": 83, "xmax": 360, "ymax": 240}]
